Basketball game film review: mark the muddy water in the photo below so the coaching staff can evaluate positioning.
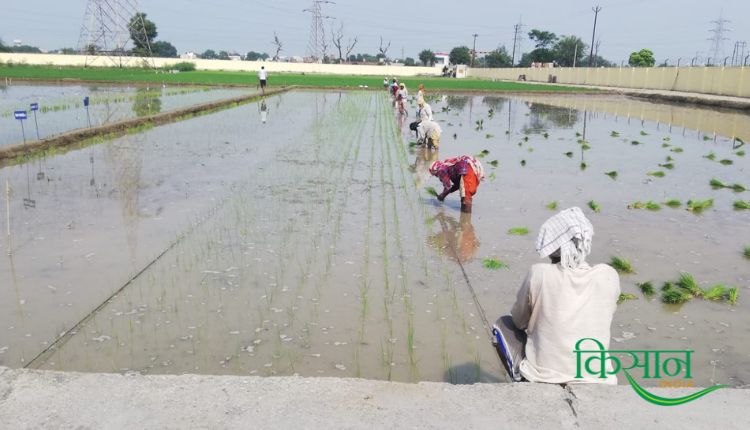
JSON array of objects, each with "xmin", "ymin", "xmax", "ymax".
[
  {"xmin": 1, "ymin": 91, "xmax": 503, "ymax": 384},
  {"xmin": 0, "ymin": 83, "xmax": 252, "ymax": 146},
  {"xmin": 2, "ymin": 90, "xmax": 747, "ymax": 387}
]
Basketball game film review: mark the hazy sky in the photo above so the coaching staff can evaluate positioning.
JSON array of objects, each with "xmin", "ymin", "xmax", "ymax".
[{"xmin": 2, "ymin": 0, "xmax": 749, "ymax": 64}]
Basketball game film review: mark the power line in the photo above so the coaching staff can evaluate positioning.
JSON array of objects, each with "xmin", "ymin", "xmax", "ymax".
[
  {"xmin": 77, "ymin": 0, "xmax": 152, "ymax": 67},
  {"xmin": 303, "ymin": 0, "xmax": 335, "ymax": 63},
  {"xmin": 588, "ymin": 5, "xmax": 602, "ymax": 67}
]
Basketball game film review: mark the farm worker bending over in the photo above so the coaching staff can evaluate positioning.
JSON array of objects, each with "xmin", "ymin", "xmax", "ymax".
[
  {"xmin": 417, "ymin": 120, "xmax": 442, "ymax": 149},
  {"xmin": 510, "ymin": 207, "xmax": 620, "ymax": 384},
  {"xmin": 429, "ymin": 155, "xmax": 485, "ymax": 213}
]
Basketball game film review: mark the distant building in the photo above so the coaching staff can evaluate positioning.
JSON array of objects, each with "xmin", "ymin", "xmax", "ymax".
[
  {"xmin": 434, "ymin": 52, "xmax": 450, "ymax": 67},
  {"xmin": 13, "ymin": 39, "xmax": 22, "ymax": 47},
  {"xmin": 180, "ymin": 52, "xmax": 197, "ymax": 59},
  {"xmin": 228, "ymin": 53, "xmax": 242, "ymax": 61}
]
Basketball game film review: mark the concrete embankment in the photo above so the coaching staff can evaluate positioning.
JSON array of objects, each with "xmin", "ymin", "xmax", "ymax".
[
  {"xmin": 0, "ymin": 367, "xmax": 748, "ymax": 429},
  {"xmin": 0, "ymin": 86, "xmax": 290, "ymax": 163}
]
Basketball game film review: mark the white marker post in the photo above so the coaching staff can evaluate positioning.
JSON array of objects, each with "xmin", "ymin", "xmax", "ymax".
[
  {"xmin": 30, "ymin": 102, "xmax": 40, "ymax": 139},
  {"xmin": 14, "ymin": 110, "xmax": 28, "ymax": 142}
]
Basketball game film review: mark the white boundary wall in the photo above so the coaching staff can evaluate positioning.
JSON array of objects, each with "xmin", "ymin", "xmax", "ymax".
[
  {"xmin": 469, "ymin": 66, "xmax": 750, "ymax": 98},
  {"xmin": 0, "ymin": 53, "xmax": 441, "ymax": 77}
]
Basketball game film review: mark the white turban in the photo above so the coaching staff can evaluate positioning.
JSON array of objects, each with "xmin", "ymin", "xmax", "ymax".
[{"xmin": 535, "ymin": 207, "xmax": 594, "ymax": 270}]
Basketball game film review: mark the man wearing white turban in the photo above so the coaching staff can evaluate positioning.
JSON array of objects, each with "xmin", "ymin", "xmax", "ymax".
[{"xmin": 510, "ymin": 207, "xmax": 621, "ymax": 384}]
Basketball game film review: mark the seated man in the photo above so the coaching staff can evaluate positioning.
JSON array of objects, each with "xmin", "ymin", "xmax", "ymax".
[
  {"xmin": 429, "ymin": 155, "xmax": 484, "ymax": 213},
  {"xmin": 510, "ymin": 207, "xmax": 620, "ymax": 384}
]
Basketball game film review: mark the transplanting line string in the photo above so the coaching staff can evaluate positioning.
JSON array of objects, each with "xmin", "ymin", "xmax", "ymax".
[{"xmin": 24, "ymin": 196, "xmax": 231, "ymax": 369}]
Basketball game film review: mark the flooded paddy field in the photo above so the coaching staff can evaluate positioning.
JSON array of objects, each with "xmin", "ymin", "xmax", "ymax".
[
  {"xmin": 0, "ymin": 83, "xmax": 252, "ymax": 146},
  {"xmin": 1, "ymin": 89, "xmax": 748, "ymax": 387}
]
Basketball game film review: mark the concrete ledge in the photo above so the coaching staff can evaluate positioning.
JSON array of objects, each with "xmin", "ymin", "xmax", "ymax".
[{"xmin": 0, "ymin": 367, "xmax": 748, "ymax": 429}]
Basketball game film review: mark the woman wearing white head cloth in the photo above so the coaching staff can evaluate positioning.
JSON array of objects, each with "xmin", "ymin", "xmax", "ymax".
[{"xmin": 510, "ymin": 207, "xmax": 620, "ymax": 384}]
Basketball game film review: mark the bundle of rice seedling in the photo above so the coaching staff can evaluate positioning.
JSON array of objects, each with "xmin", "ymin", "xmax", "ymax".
[
  {"xmin": 609, "ymin": 256, "xmax": 634, "ymax": 274},
  {"xmin": 508, "ymin": 227, "xmax": 529, "ymax": 236},
  {"xmin": 605, "ymin": 171, "xmax": 618, "ymax": 179},
  {"xmin": 588, "ymin": 200, "xmax": 600, "ymax": 213},
  {"xmin": 687, "ymin": 199, "xmax": 714, "ymax": 212},
  {"xmin": 424, "ymin": 187, "xmax": 439, "ymax": 197},
  {"xmin": 483, "ymin": 258, "xmax": 508, "ymax": 270},
  {"xmin": 638, "ymin": 282, "xmax": 656, "ymax": 298},
  {"xmin": 617, "ymin": 293, "xmax": 639, "ymax": 304},
  {"xmin": 664, "ymin": 199, "xmax": 681, "ymax": 208}
]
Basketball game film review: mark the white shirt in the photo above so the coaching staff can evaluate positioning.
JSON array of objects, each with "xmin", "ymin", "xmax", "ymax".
[
  {"xmin": 258, "ymin": 69, "xmax": 267, "ymax": 80},
  {"xmin": 419, "ymin": 103, "xmax": 434, "ymax": 122},
  {"xmin": 511, "ymin": 262, "xmax": 620, "ymax": 384},
  {"xmin": 417, "ymin": 120, "xmax": 442, "ymax": 140}
]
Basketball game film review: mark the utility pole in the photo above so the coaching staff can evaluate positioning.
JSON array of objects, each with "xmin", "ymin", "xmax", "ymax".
[
  {"xmin": 77, "ymin": 0, "xmax": 151, "ymax": 67},
  {"xmin": 573, "ymin": 43, "xmax": 578, "ymax": 67},
  {"xmin": 303, "ymin": 0, "xmax": 336, "ymax": 63},
  {"xmin": 588, "ymin": 5, "xmax": 602, "ymax": 67},
  {"xmin": 708, "ymin": 14, "xmax": 730, "ymax": 63},
  {"xmin": 511, "ymin": 20, "xmax": 524, "ymax": 66},
  {"xmin": 471, "ymin": 33, "xmax": 479, "ymax": 67}
]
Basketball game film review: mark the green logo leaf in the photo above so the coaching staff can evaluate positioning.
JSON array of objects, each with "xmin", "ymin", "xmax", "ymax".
[{"xmin": 624, "ymin": 370, "xmax": 726, "ymax": 406}]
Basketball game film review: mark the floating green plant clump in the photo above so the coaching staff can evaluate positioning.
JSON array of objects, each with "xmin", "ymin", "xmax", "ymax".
[
  {"xmin": 476, "ymin": 149, "xmax": 490, "ymax": 158},
  {"xmin": 483, "ymin": 258, "xmax": 508, "ymax": 270},
  {"xmin": 661, "ymin": 285, "xmax": 692, "ymax": 304},
  {"xmin": 546, "ymin": 201, "xmax": 558, "ymax": 210},
  {"xmin": 744, "ymin": 246, "xmax": 750, "ymax": 259},
  {"xmin": 711, "ymin": 178, "xmax": 745, "ymax": 192},
  {"xmin": 543, "ymin": 132, "xmax": 549, "ymax": 139},
  {"xmin": 664, "ymin": 199, "xmax": 681, "ymax": 208},
  {"xmin": 734, "ymin": 200, "xmax": 750, "ymax": 210},
  {"xmin": 617, "ymin": 293, "xmax": 639, "ymax": 304},
  {"xmin": 521, "ymin": 160, "xmax": 527, "ymax": 166},
  {"xmin": 638, "ymin": 282, "xmax": 656, "ymax": 298},
  {"xmin": 605, "ymin": 171, "xmax": 618, "ymax": 179},
  {"xmin": 677, "ymin": 272, "xmax": 702, "ymax": 297},
  {"xmin": 609, "ymin": 256, "xmax": 634, "ymax": 274},
  {"xmin": 486, "ymin": 133, "xmax": 494, "ymax": 139},
  {"xmin": 564, "ymin": 151, "xmax": 574, "ymax": 158},
  {"xmin": 703, "ymin": 135, "xmax": 713, "ymax": 141},
  {"xmin": 737, "ymin": 150, "xmax": 746, "ymax": 157},
  {"xmin": 659, "ymin": 163, "xmax": 674, "ymax": 169},
  {"xmin": 508, "ymin": 227, "xmax": 530, "ymax": 236},
  {"xmin": 710, "ymin": 178, "xmax": 727, "ymax": 189},
  {"xmin": 610, "ymin": 131, "xmax": 620, "ymax": 137},
  {"xmin": 424, "ymin": 187, "xmax": 439, "ymax": 197},
  {"xmin": 588, "ymin": 200, "xmax": 600, "ymax": 213},
  {"xmin": 628, "ymin": 201, "xmax": 660, "ymax": 211},
  {"xmin": 631, "ymin": 140, "xmax": 642, "ymax": 145},
  {"xmin": 489, "ymin": 160, "xmax": 499, "ymax": 167},
  {"xmin": 489, "ymin": 172, "xmax": 497, "ymax": 181},
  {"xmin": 687, "ymin": 199, "xmax": 714, "ymax": 212},
  {"xmin": 581, "ymin": 142, "xmax": 591, "ymax": 151},
  {"xmin": 728, "ymin": 287, "xmax": 739, "ymax": 305},
  {"xmin": 580, "ymin": 162, "xmax": 587, "ymax": 170},
  {"xmin": 670, "ymin": 147, "xmax": 684, "ymax": 153},
  {"xmin": 719, "ymin": 159, "xmax": 734, "ymax": 165},
  {"xmin": 647, "ymin": 171, "xmax": 666, "ymax": 178},
  {"xmin": 640, "ymin": 130, "xmax": 649, "ymax": 136},
  {"xmin": 702, "ymin": 285, "xmax": 727, "ymax": 301},
  {"xmin": 703, "ymin": 152, "xmax": 717, "ymax": 161}
]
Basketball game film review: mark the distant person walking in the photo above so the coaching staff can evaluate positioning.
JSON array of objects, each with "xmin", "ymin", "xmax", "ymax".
[
  {"xmin": 383, "ymin": 77, "xmax": 389, "ymax": 89},
  {"xmin": 258, "ymin": 66, "xmax": 268, "ymax": 94}
]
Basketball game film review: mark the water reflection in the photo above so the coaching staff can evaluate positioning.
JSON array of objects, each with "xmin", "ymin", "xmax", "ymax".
[
  {"xmin": 259, "ymin": 99, "xmax": 269, "ymax": 124},
  {"xmin": 132, "ymin": 87, "xmax": 162, "ymax": 117},
  {"xmin": 427, "ymin": 211, "xmax": 479, "ymax": 263},
  {"xmin": 523, "ymin": 102, "xmax": 579, "ymax": 133},
  {"xmin": 412, "ymin": 147, "xmax": 438, "ymax": 189}
]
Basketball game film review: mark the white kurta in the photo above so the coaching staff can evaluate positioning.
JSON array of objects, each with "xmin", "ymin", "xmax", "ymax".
[
  {"xmin": 417, "ymin": 120, "xmax": 441, "ymax": 141},
  {"xmin": 511, "ymin": 262, "xmax": 620, "ymax": 384},
  {"xmin": 419, "ymin": 103, "xmax": 434, "ymax": 122}
]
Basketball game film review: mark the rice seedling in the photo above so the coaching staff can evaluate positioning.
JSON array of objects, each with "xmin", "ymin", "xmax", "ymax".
[
  {"xmin": 480, "ymin": 149, "xmax": 490, "ymax": 156},
  {"xmin": 719, "ymin": 159, "xmax": 734, "ymax": 165},
  {"xmin": 580, "ymin": 162, "xmax": 587, "ymax": 170},
  {"xmin": 662, "ymin": 287, "xmax": 692, "ymax": 304},
  {"xmin": 546, "ymin": 201, "xmax": 558, "ymax": 210},
  {"xmin": 528, "ymin": 147, "xmax": 534, "ymax": 153},
  {"xmin": 703, "ymin": 135, "xmax": 713, "ymax": 141},
  {"xmin": 659, "ymin": 163, "xmax": 674, "ymax": 169},
  {"xmin": 483, "ymin": 258, "xmax": 509, "ymax": 270},
  {"xmin": 485, "ymin": 133, "xmax": 494, "ymax": 139},
  {"xmin": 663, "ymin": 137, "xmax": 671, "ymax": 142},
  {"xmin": 664, "ymin": 199, "xmax": 681, "ymax": 208},
  {"xmin": 640, "ymin": 130, "xmax": 649, "ymax": 136},
  {"xmin": 686, "ymin": 199, "xmax": 714, "ymax": 212},
  {"xmin": 702, "ymin": 285, "xmax": 727, "ymax": 301},
  {"xmin": 727, "ymin": 287, "xmax": 739, "ymax": 304},
  {"xmin": 424, "ymin": 187, "xmax": 439, "ymax": 197},
  {"xmin": 521, "ymin": 160, "xmax": 527, "ymax": 166},
  {"xmin": 489, "ymin": 172, "xmax": 497, "ymax": 181},
  {"xmin": 647, "ymin": 171, "xmax": 665, "ymax": 178},
  {"xmin": 408, "ymin": 141, "xmax": 419, "ymax": 148},
  {"xmin": 703, "ymin": 152, "xmax": 717, "ymax": 161},
  {"xmin": 605, "ymin": 171, "xmax": 618, "ymax": 179},
  {"xmin": 731, "ymin": 183, "xmax": 747, "ymax": 192},
  {"xmin": 644, "ymin": 201, "xmax": 661, "ymax": 211},
  {"xmin": 638, "ymin": 282, "xmax": 656, "ymax": 298},
  {"xmin": 744, "ymin": 246, "xmax": 750, "ymax": 259},
  {"xmin": 609, "ymin": 256, "xmax": 634, "ymax": 274},
  {"xmin": 666, "ymin": 155, "xmax": 674, "ymax": 162},
  {"xmin": 487, "ymin": 108, "xmax": 495, "ymax": 118},
  {"xmin": 523, "ymin": 136, "xmax": 529, "ymax": 142},
  {"xmin": 617, "ymin": 293, "xmax": 639, "ymax": 304},
  {"xmin": 581, "ymin": 142, "xmax": 591, "ymax": 151},
  {"xmin": 631, "ymin": 140, "xmax": 642, "ymax": 145},
  {"xmin": 475, "ymin": 119, "xmax": 484, "ymax": 130},
  {"xmin": 737, "ymin": 151, "xmax": 745, "ymax": 157},
  {"xmin": 564, "ymin": 151, "xmax": 574, "ymax": 158},
  {"xmin": 734, "ymin": 200, "xmax": 750, "ymax": 210},
  {"xmin": 508, "ymin": 227, "xmax": 529, "ymax": 236},
  {"xmin": 628, "ymin": 201, "xmax": 644, "ymax": 209},
  {"xmin": 575, "ymin": 132, "xmax": 582, "ymax": 137},
  {"xmin": 610, "ymin": 131, "xmax": 620, "ymax": 137},
  {"xmin": 662, "ymin": 143, "xmax": 671, "ymax": 148},
  {"xmin": 489, "ymin": 160, "xmax": 499, "ymax": 167},
  {"xmin": 677, "ymin": 272, "xmax": 702, "ymax": 297},
  {"xmin": 709, "ymin": 178, "xmax": 727, "ymax": 189},
  {"xmin": 543, "ymin": 132, "xmax": 549, "ymax": 139},
  {"xmin": 577, "ymin": 139, "xmax": 586, "ymax": 145},
  {"xmin": 671, "ymin": 147, "xmax": 684, "ymax": 153},
  {"xmin": 588, "ymin": 200, "xmax": 600, "ymax": 213}
]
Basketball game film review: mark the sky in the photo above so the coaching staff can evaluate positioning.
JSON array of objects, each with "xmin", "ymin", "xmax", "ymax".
[{"xmin": 2, "ymin": 0, "xmax": 749, "ymax": 65}]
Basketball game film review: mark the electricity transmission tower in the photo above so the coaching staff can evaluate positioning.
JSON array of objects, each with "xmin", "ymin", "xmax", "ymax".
[
  {"xmin": 511, "ymin": 19, "xmax": 525, "ymax": 66},
  {"xmin": 303, "ymin": 1, "xmax": 336, "ymax": 63},
  {"xmin": 731, "ymin": 41, "xmax": 747, "ymax": 66},
  {"xmin": 77, "ymin": 0, "xmax": 153, "ymax": 67},
  {"xmin": 708, "ymin": 15, "xmax": 730, "ymax": 64}
]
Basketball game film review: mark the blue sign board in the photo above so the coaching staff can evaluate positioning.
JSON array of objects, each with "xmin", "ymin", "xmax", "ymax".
[
  {"xmin": 83, "ymin": 96, "xmax": 90, "ymax": 107},
  {"xmin": 14, "ymin": 110, "xmax": 27, "ymax": 120},
  {"xmin": 30, "ymin": 103, "xmax": 39, "ymax": 111}
]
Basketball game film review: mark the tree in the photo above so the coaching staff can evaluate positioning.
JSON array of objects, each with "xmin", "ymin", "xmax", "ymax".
[
  {"xmin": 378, "ymin": 36, "xmax": 391, "ymax": 60},
  {"xmin": 246, "ymin": 51, "xmax": 269, "ymax": 61},
  {"xmin": 11, "ymin": 45, "xmax": 42, "ymax": 53},
  {"xmin": 449, "ymin": 46, "xmax": 471, "ymax": 65},
  {"xmin": 151, "ymin": 41, "xmax": 177, "ymax": 58},
  {"xmin": 129, "ymin": 12, "xmax": 157, "ymax": 52},
  {"xmin": 628, "ymin": 49, "xmax": 655, "ymax": 67},
  {"xmin": 528, "ymin": 29, "xmax": 558, "ymax": 49},
  {"xmin": 272, "ymin": 32, "xmax": 283, "ymax": 61},
  {"xmin": 419, "ymin": 49, "xmax": 437, "ymax": 66},
  {"xmin": 553, "ymin": 36, "xmax": 587, "ymax": 67},
  {"xmin": 217, "ymin": 50, "xmax": 230, "ymax": 60},
  {"xmin": 331, "ymin": 23, "xmax": 358, "ymax": 63},
  {"xmin": 200, "ymin": 49, "xmax": 217, "ymax": 59},
  {"xmin": 404, "ymin": 57, "xmax": 416, "ymax": 66},
  {"xmin": 485, "ymin": 47, "xmax": 512, "ymax": 68},
  {"xmin": 0, "ymin": 39, "xmax": 10, "ymax": 53}
]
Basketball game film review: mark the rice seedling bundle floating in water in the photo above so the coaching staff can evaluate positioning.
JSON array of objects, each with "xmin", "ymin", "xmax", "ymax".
[
  {"xmin": 719, "ymin": 159, "xmax": 734, "ymax": 165},
  {"xmin": 610, "ymin": 131, "xmax": 620, "ymax": 137},
  {"xmin": 702, "ymin": 285, "xmax": 727, "ymax": 301},
  {"xmin": 617, "ymin": 293, "xmax": 639, "ymax": 304},
  {"xmin": 659, "ymin": 163, "xmax": 674, "ymax": 169},
  {"xmin": 588, "ymin": 200, "xmax": 600, "ymax": 213},
  {"xmin": 671, "ymin": 147, "xmax": 684, "ymax": 153},
  {"xmin": 737, "ymin": 150, "xmax": 745, "ymax": 157},
  {"xmin": 580, "ymin": 162, "xmax": 587, "ymax": 170},
  {"xmin": 546, "ymin": 201, "xmax": 558, "ymax": 210},
  {"xmin": 605, "ymin": 171, "xmax": 618, "ymax": 179},
  {"xmin": 638, "ymin": 282, "xmax": 656, "ymax": 298},
  {"xmin": 489, "ymin": 160, "xmax": 499, "ymax": 167},
  {"xmin": 648, "ymin": 171, "xmax": 666, "ymax": 178},
  {"xmin": 733, "ymin": 200, "xmax": 750, "ymax": 210},
  {"xmin": 483, "ymin": 258, "xmax": 508, "ymax": 270},
  {"xmin": 664, "ymin": 199, "xmax": 681, "ymax": 208},
  {"xmin": 744, "ymin": 246, "xmax": 750, "ymax": 259},
  {"xmin": 521, "ymin": 160, "xmax": 527, "ymax": 166},
  {"xmin": 640, "ymin": 130, "xmax": 649, "ymax": 136},
  {"xmin": 508, "ymin": 227, "xmax": 529, "ymax": 236},
  {"xmin": 424, "ymin": 187, "xmax": 439, "ymax": 197},
  {"xmin": 704, "ymin": 152, "xmax": 717, "ymax": 161},
  {"xmin": 631, "ymin": 140, "xmax": 642, "ymax": 145},
  {"xmin": 609, "ymin": 256, "xmax": 635, "ymax": 274},
  {"xmin": 564, "ymin": 152, "xmax": 574, "ymax": 158},
  {"xmin": 687, "ymin": 199, "xmax": 714, "ymax": 213}
]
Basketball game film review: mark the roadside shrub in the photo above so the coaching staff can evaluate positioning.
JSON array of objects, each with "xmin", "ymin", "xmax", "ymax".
[{"xmin": 165, "ymin": 61, "xmax": 196, "ymax": 72}]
